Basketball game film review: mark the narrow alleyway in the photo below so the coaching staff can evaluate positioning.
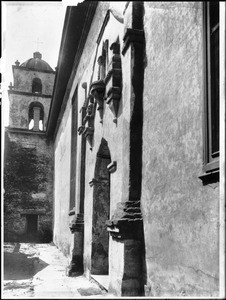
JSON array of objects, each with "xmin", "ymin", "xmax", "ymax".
[{"xmin": 3, "ymin": 243, "xmax": 111, "ymax": 298}]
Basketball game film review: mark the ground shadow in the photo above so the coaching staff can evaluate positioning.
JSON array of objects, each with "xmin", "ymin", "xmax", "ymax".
[
  {"xmin": 4, "ymin": 251, "xmax": 49, "ymax": 280},
  {"xmin": 77, "ymin": 286, "xmax": 105, "ymax": 296}
]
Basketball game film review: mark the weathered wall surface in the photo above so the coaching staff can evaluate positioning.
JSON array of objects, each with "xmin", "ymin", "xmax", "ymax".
[
  {"xmin": 53, "ymin": 1, "xmax": 128, "ymax": 277},
  {"xmin": 75, "ymin": 3, "xmax": 128, "ymax": 284},
  {"xmin": 4, "ymin": 130, "xmax": 54, "ymax": 242},
  {"xmin": 52, "ymin": 1, "xmax": 219, "ymax": 297},
  {"xmin": 91, "ymin": 155, "xmax": 111, "ymax": 275},
  {"xmin": 53, "ymin": 103, "xmax": 73, "ymax": 258},
  {"xmin": 142, "ymin": 2, "xmax": 219, "ymax": 297},
  {"xmin": 9, "ymin": 93, "xmax": 52, "ymax": 130},
  {"xmin": 54, "ymin": 1, "xmax": 144, "ymax": 295},
  {"xmin": 13, "ymin": 68, "xmax": 55, "ymax": 95}
]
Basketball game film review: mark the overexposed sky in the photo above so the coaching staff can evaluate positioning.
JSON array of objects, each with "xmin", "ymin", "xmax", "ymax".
[
  {"xmin": 3, "ymin": 2, "xmax": 66, "ymax": 72},
  {"xmin": 1, "ymin": 1, "xmax": 82, "ymax": 126},
  {"xmin": 1, "ymin": 1, "xmax": 125, "ymax": 127}
]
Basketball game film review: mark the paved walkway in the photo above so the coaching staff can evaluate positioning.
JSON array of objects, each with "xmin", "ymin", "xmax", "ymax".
[{"xmin": 3, "ymin": 243, "xmax": 112, "ymax": 298}]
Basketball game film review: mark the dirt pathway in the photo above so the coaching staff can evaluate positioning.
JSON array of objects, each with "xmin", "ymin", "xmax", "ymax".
[{"xmin": 3, "ymin": 242, "xmax": 110, "ymax": 298}]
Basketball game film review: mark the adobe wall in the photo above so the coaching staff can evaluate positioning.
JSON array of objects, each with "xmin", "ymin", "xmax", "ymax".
[
  {"xmin": 8, "ymin": 93, "xmax": 52, "ymax": 130},
  {"xmin": 4, "ymin": 129, "xmax": 54, "ymax": 242},
  {"xmin": 13, "ymin": 67, "xmax": 55, "ymax": 95},
  {"xmin": 52, "ymin": 1, "xmax": 219, "ymax": 297},
  {"xmin": 53, "ymin": 106, "xmax": 73, "ymax": 258},
  {"xmin": 53, "ymin": 0, "xmax": 132, "ymax": 289},
  {"xmin": 142, "ymin": 2, "xmax": 219, "ymax": 297},
  {"xmin": 72, "ymin": 3, "xmax": 131, "ymax": 287}
]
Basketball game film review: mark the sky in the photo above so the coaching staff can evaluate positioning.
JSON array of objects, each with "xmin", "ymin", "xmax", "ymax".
[{"xmin": 1, "ymin": 0, "xmax": 82, "ymax": 127}]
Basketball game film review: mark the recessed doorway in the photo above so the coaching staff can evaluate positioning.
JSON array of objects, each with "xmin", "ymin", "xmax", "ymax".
[
  {"xmin": 26, "ymin": 214, "xmax": 38, "ymax": 242},
  {"xmin": 91, "ymin": 138, "xmax": 111, "ymax": 275}
]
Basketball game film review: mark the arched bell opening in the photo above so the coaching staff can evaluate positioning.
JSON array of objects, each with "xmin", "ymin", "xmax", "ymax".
[{"xmin": 28, "ymin": 102, "xmax": 44, "ymax": 131}]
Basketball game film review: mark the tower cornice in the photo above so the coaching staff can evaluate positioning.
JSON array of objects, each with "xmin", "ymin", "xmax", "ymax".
[{"xmin": 8, "ymin": 90, "xmax": 53, "ymax": 98}]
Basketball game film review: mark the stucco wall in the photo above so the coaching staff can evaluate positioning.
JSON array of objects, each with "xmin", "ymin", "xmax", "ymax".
[
  {"xmin": 53, "ymin": 1, "xmax": 128, "ymax": 273},
  {"xmin": 9, "ymin": 93, "xmax": 52, "ymax": 130},
  {"xmin": 53, "ymin": 102, "xmax": 73, "ymax": 258},
  {"xmin": 74, "ymin": 3, "xmax": 127, "ymax": 280},
  {"xmin": 142, "ymin": 2, "xmax": 219, "ymax": 297},
  {"xmin": 52, "ymin": 1, "xmax": 219, "ymax": 297},
  {"xmin": 13, "ymin": 68, "xmax": 55, "ymax": 95},
  {"xmin": 4, "ymin": 130, "xmax": 54, "ymax": 242}
]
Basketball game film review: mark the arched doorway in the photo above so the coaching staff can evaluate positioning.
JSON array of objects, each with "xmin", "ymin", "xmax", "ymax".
[{"xmin": 91, "ymin": 138, "xmax": 111, "ymax": 275}]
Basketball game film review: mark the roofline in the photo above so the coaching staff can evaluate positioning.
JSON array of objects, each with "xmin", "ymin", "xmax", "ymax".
[
  {"xmin": 46, "ymin": 1, "xmax": 98, "ymax": 138},
  {"xmin": 12, "ymin": 65, "xmax": 56, "ymax": 75}
]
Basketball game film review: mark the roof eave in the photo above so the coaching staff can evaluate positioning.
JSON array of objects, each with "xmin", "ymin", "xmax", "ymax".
[{"xmin": 46, "ymin": 1, "xmax": 98, "ymax": 139}]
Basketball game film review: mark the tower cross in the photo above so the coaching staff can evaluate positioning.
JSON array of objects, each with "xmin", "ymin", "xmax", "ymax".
[{"xmin": 33, "ymin": 38, "xmax": 44, "ymax": 51}]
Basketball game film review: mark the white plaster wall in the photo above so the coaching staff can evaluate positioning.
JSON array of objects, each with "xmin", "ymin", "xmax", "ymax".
[
  {"xmin": 53, "ymin": 0, "xmax": 134, "ymax": 284},
  {"xmin": 141, "ymin": 2, "xmax": 219, "ymax": 297},
  {"xmin": 76, "ymin": 7, "xmax": 126, "ymax": 278},
  {"xmin": 9, "ymin": 93, "xmax": 52, "ymax": 130},
  {"xmin": 53, "ymin": 101, "xmax": 72, "ymax": 258},
  {"xmin": 13, "ymin": 68, "xmax": 55, "ymax": 95}
]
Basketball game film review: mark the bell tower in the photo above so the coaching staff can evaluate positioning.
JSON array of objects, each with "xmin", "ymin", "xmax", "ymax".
[
  {"xmin": 4, "ymin": 52, "xmax": 55, "ymax": 243},
  {"xmin": 8, "ymin": 52, "xmax": 55, "ymax": 132}
]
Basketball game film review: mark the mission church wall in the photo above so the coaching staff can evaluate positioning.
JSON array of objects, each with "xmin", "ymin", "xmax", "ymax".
[
  {"xmin": 53, "ymin": 1, "xmax": 137, "ymax": 289},
  {"xmin": 141, "ymin": 2, "xmax": 219, "ymax": 296},
  {"xmin": 51, "ymin": 1, "xmax": 220, "ymax": 297}
]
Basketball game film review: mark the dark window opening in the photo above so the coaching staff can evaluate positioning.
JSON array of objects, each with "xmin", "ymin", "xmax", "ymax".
[
  {"xmin": 26, "ymin": 214, "xmax": 38, "ymax": 242},
  {"xmin": 69, "ymin": 90, "xmax": 78, "ymax": 210},
  {"xmin": 32, "ymin": 77, "xmax": 42, "ymax": 94},
  {"xmin": 203, "ymin": 2, "xmax": 219, "ymax": 173}
]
